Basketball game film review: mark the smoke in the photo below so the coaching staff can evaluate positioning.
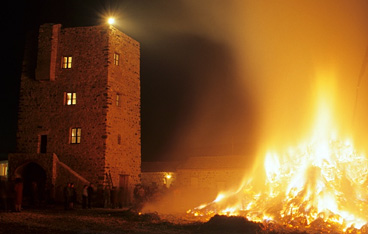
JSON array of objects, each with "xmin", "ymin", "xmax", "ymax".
[
  {"xmin": 121, "ymin": 0, "xmax": 368, "ymax": 216},
  {"xmin": 166, "ymin": 0, "xmax": 368, "ymax": 154},
  {"xmin": 227, "ymin": 1, "xmax": 368, "ymax": 150},
  {"xmin": 117, "ymin": 0, "xmax": 368, "ymax": 160},
  {"xmin": 121, "ymin": 0, "xmax": 261, "ymax": 161}
]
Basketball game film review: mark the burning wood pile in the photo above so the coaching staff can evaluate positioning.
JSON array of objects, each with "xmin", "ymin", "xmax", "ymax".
[{"xmin": 187, "ymin": 83, "xmax": 368, "ymax": 234}]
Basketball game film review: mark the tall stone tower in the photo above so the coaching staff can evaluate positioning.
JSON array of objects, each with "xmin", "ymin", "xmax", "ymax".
[{"xmin": 9, "ymin": 23, "xmax": 141, "ymax": 203}]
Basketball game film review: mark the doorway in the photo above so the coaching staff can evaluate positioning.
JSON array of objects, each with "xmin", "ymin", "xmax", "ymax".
[
  {"xmin": 119, "ymin": 174, "xmax": 129, "ymax": 206},
  {"xmin": 21, "ymin": 163, "xmax": 47, "ymax": 206}
]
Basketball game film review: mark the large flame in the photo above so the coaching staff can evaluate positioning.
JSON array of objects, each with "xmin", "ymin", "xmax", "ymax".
[{"xmin": 188, "ymin": 76, "xmax": 368, "ymax": 232}]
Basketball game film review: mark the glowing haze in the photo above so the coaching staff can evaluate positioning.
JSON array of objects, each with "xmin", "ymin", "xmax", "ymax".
[
  {"xmin": 180, "ymin": 1, "xmax": 368, "ymax": 232},
  {"xmin": 227, "ymin": 1, "xmax": 368, "ymax": 153},
  {"xmin": 133, "ymin": 0, "xmax": 368, "ymax": 162},
  {"xmin": 129, "ymin": 1, "xmax": 368, "ymax": 231},
  {"xmin": 137, "ymin": 0, "xmax": 368, "ymax": 231}
]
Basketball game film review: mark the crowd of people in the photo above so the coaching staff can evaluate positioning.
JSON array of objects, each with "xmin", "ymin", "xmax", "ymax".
[
  {"xmin": 0, "ymin": 179, "xmax": 132, "ymax": 212},
  {"xmin": 63, "ymin": 182, "xmax": 95, "ymax": 210},
  {"xmin": 0, "ymin": 177, "xmax": 174, "ymax": 213}
]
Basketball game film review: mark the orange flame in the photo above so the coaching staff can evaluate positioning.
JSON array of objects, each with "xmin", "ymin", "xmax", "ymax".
[{"xmin": 189, "ymin": 75, "xmax": 368, "ymax": 232}]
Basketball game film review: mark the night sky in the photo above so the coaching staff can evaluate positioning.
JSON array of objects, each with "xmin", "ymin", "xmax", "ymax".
[{"xmin": 2, "ymin": 1, "xmax": 368, "ymax": 163}]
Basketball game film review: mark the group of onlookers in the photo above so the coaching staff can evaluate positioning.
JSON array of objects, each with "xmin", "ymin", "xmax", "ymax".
[
  {"xmin": 0, "ymin": 178, "xmax": 163, "ymax": 212},
  {"xmin": 64, "ymin": 182, "xmax": 94, "ymax": 210}
]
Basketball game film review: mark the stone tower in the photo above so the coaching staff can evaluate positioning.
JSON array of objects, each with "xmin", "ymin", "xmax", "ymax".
[{"xmin": 9, "ymin": 23, "xmax": 141, "ymax": 203}]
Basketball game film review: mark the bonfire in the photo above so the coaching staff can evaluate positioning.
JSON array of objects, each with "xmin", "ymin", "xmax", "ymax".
[{"xmin": 188, "ymin": 78, "xmax": 368, "ymax": 233}]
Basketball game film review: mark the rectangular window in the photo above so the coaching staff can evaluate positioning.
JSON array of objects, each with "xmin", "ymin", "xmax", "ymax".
[
  {"xmin": 117, "ymin": 134, "xmax": 121, "ymax": 145},
  {"xmin": 71, "ymin": 127, "xmax": 81, "ymax": 144},
  {"xmin": 65, "ymin": 92, "xmax": 77, "ymax": 105},
  {"xmin": 114, "ymin": 53, "xmax": 119, "ymax": 66},
  {"xmin": 39, "ymin": 135, "xmax": 47, "ymax": 153},
  {"xmin": 0, "ymin": 163, "xmax": 8, "ymax": 177},
  {"xmin": 116, "ymin": 93, "xmax": 120, "ymax": 106},
  {"xmin": 62, "ymin": 56, "xmax": 72, "ymax": 69}
]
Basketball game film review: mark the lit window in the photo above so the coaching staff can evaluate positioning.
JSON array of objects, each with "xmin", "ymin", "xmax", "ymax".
[
  {"xmin": 0, "ymin": 162, "xmax": 7, "ymax": 177},
  {"xmin": 65, "ymin": 92, "xmax": 77, "ymax": 105},
  {"xmin": 116, "ymin": 93, "xmax": 120, "ymax": 106},
  {"xmin": 114, "ymin": 53, "xmax": 119, "ymax": 66},
  {"xmin": 62, "ymin": 56, "xmax": 72, "ymax": 69},
  {"xmin": 71, "ymin": 127, "xmax": 81, "ymax": 144}
]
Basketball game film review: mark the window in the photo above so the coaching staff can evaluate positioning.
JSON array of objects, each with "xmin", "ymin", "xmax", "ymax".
[
  {"xmin": 116, "ymin": 93, "xmax": 120, "ymax": 106},
  {"xmin": 117, "ymin": 134, "xmax": 121, "ymax": 145},
  {"xmin": 0, "ymin": 162, "xmax": 8, "ymax": 177},
  {"xmin": 114, "ymin": 53, "xmax": 119, "ymax": 66},
  {"xmin": 62, "ymin": 56, "xmax": 72, "ymax": 69},
  {"xmin": 65, "ymin": 92, "xmax": 77, "ymax": 105},
  {"xmin": 71, "ymin": 128, "xmax": 81, "ymax": 144},
  {"xmin": 39, "ymin": 135, "xmax": 47, "ymax": 153}
]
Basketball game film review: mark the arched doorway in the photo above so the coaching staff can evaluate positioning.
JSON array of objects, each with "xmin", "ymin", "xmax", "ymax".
[{"xmin": 19, "ymin": 162, "xmax": 47, "ymax": 206}]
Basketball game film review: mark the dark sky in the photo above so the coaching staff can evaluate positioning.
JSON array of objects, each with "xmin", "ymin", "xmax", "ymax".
[{"xmin": 3, "ymin": 1, "xmax": 368, "ymax": 163}]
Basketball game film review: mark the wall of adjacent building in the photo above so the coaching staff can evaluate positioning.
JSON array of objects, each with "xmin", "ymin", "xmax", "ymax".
[
  {"xmin": 176, "ymin": 169, "xmax": 245, "ymax": 192},
  {"xmin": 141, "ymin": 172, "xmax": 176, "ymax": 189}
]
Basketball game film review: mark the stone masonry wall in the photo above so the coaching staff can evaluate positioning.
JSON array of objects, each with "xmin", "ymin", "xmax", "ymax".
[
  {"xmin": 105, "ymin": 26, "xmax": 141, "ymax": 196},
  {"xmin": 176, "ymin": 169, "xmax": 245, "ymax": 193},
  {"xmin": 16, "ymin": 23, "xmax": 141, "ymax": 199},
  {"xmin": 16, "ymin": 24, "xmax": 111, "ymax": 185}
]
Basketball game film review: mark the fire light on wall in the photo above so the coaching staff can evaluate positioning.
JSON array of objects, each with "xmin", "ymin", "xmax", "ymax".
[{"xmin": 164, "ymin": 173, "xmax": 173, "ymax": 188}]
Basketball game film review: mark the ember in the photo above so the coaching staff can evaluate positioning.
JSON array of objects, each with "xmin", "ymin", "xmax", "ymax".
[{"xmin": 188, "ymin": 79, "xmax": 368, "ymax": 233}]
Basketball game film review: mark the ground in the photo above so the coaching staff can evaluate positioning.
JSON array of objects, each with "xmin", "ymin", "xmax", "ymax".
[
  {"xmin": 0, "ymin": 207, "xmax": 198, "ymax": 234},
  {"xmin": 0, "ymin": 206, "xmax": 311, "ymax": 234}
]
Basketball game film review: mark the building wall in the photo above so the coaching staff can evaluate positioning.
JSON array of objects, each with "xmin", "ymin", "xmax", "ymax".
[
  {"xmin": 16, "ymin": 24, "xmax": 141, "ymax": 189},
  {"xmin": 105, "ymin": 26, "xmax": 141, "ymax": 193},
  {"xmin": 176, "ymin": 169, "xmax": 245, "ymax": 193},
  {"xmin": 141, "ymin": 172, "xmax": 176, "ymax": 189}
]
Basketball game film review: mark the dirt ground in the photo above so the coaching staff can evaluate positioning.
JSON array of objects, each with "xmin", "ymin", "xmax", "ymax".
[
  {"xmin": 0, "ymin": 207, "xmax": 198, "ymax": 234},
  {"xmin": 0, "ymin": 206, "xmax": 316, "ymax": 234},
  {"xmin": 0, "ymin": 207, "xmax": 201, "ymax": 234},
  {"xmin": 0, "ymin": 205, "xmax": 288, "ymax": 234}
]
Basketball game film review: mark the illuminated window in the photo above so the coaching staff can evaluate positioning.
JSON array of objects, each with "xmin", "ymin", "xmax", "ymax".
[
  {"xmin": 0, "ymin": 162, "xmax": 7, "ymax": 177},
  {"xmin": 71, "ymin": 127, "xmax": 81, "ymax": 144},
  {"xmin": 65, "ymin": 92, "xmax": 77, "ymax": 105},
  {"xmin": 116, "ymin": 93, "xmax": 120, "ymax": 106},
  {"xmin": 62, "ymin": 56, "xmax": 72, "ymax": 69},
  {"xmin": 114, "ymin": 53, "xmax": 119, "ymax": 65}
]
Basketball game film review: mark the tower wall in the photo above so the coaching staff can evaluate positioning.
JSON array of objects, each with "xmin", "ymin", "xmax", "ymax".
[
  {"xmin": 15, "ymin": 24, "xmax": 140, "ymax": 190},
  {"xmin": 104, "ymin": 26, "xmax": 141, "ymax": 195}
]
